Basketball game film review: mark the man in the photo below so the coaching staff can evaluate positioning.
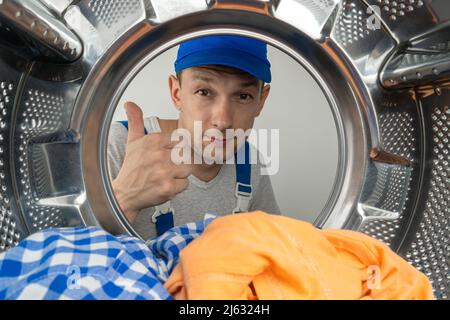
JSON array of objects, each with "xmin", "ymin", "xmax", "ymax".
[{"xmin": 108, "ymin": 35, "xmax": 280, "ymax": 239}]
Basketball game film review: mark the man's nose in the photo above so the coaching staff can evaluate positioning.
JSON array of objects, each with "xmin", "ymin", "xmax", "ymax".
[{"xmin": 211, "ymin": 100, "xmax": 233, "ymax": 131}]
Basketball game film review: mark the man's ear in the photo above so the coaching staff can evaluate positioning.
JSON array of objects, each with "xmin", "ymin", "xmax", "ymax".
[
  {"xmin": 168, "ymin": 74, "xmax": 182, "ymax": 111},
  {"xmin": 256, "ymin": 84, "xmax": 271, "ymax": 117}
]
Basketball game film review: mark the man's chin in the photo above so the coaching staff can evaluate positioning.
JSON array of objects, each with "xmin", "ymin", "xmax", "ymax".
[
  {"xmin": 199, "ymin": 146, "xmax": 237, "ymax": 164},
  {"xmin": 204, "ymin": 152, "xmax": 236, "ymax": 164}
]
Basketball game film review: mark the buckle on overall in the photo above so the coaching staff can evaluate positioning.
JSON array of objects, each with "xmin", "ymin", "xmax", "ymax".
[
  {"xmin": 235, "ymin": 182, "xmax": 252, "ymax": 198},
  {"xmin": 152, "ymin": 202, "xmax": 174, "ymax": 223},
  {"xmin": 233, "ymin": 182, "xmax": 252, "ymax": 214}
]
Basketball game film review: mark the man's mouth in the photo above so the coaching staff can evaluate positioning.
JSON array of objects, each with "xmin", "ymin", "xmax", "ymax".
[{"xmin": 209, "ymin": 136, "xmax": 229, "ymax": 146}]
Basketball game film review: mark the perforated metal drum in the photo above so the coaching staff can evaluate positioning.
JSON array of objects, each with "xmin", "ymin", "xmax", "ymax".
[{"xmin": 0, "ymin": 0, "xmax": 448, "ymax": 299}]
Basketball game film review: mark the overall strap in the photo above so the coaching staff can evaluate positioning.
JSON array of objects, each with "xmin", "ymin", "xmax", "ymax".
[{"xmin": 233, "ymin": 141, "xmax": 252, "ymax": 213}]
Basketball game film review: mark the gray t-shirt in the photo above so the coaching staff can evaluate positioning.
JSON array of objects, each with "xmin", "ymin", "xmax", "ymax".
[{"xmin": 107, "ymin": 116, "xmax": 280, "ymax": 239}]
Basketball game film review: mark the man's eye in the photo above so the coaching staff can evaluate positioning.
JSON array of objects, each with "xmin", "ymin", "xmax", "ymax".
[
  {"xmin": 196, "ymin": 89, "xmax": 210, "ymax": 96},
  {"xmin": 239, "ymin": 93, "xmax": 253, "ymax": 101}
]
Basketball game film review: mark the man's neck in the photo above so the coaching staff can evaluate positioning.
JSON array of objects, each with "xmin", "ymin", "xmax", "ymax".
[{"xmin": 191, "ymin": 162, "xmax": 223, "ymax": 183}]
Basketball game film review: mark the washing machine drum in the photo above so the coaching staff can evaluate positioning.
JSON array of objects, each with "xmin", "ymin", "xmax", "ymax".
[{"xmin": 0, "ymin": 0, "xmax": 448, "ymax": 299}]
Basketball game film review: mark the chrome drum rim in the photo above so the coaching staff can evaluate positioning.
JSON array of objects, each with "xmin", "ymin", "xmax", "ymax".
[{"xmin": 0, "ymin": 0, "xmax": 448, "ymax": 299}]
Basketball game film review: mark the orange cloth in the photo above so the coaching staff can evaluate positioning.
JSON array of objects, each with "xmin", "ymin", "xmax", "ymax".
[{"xmin": 164, "ymin": 211, "xmax": 434, "ymax": 300}]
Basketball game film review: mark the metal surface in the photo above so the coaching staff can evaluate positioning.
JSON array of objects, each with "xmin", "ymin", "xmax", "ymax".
[
  {"xmin": 0, "ymin": 0, "xmax": 448, "ymax": 299},
  {"xmin": 39, "ymin": 0, "xmax": 74, "ymax": 16},
  {"xmin": 0, "ymin": 0, "xmax": 82, "ymax": 61}
]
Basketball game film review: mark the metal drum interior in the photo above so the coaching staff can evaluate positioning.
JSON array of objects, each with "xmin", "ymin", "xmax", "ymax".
[{"xmin": 0, "ymin": 0, "xmax": 448, "ymax": 299}]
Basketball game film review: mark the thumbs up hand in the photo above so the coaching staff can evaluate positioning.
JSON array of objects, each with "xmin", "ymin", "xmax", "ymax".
[
  {"xmin": 111, "ymin": 102, "xmax": 193, "ymax": 223},
  {"xmin": 124, "ymin": 101, "xmax": 146, "ymax": 144}
]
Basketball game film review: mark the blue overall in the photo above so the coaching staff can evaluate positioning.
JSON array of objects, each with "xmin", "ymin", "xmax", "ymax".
[{"xmin": 118, "ymin": 120, "xmax": 252, "ymax": 236}]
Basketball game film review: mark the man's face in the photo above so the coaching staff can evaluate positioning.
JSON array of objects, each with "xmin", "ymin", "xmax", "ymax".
[{"xmin": 169, "ymin": 66, "xmax": 271, "ymax": 163}]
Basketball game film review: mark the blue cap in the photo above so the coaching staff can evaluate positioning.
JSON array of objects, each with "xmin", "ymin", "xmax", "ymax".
[{"xmin": 174, "ymin": 35, "xmax": 271, "ymax": 83}]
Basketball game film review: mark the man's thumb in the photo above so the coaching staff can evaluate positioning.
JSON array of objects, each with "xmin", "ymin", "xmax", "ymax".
[{"xmin": 124, "ymin": 101, "xmax": 145, "ymax": 143}]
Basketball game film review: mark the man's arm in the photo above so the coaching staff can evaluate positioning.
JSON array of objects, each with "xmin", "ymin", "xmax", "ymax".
[
  {"xmin": 108, "ymin": 122, "xmax": 142, "ymax": 221},
  {"xmin": 107, "ymin": 103, "xmax": 193, "ymax": 223}
]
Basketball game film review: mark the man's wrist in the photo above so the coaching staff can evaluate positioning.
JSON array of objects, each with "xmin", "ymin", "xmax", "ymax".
[{"xmin": 111, "ymin": 179, "xmax": 138, "ymax": 222}]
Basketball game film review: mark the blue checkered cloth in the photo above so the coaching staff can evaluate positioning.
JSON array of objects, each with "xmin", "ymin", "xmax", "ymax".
[{"xmin": 0, "ymin": 214, "xmax": 217, "ymax": 300}]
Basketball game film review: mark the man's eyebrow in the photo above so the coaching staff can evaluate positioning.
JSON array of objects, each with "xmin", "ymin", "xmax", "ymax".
[
  {"xmin": 192, "ymin": 74, "xmax": 216, "ymax": 83},
  {"xmin": 191, "ymin": 73, "xmax": 259, "ymax": 89},
  {"xmin": 239, "ymin": 79, "xmax": 260, "ymax": 88}
]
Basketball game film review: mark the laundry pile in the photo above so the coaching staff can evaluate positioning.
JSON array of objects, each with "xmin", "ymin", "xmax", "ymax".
[{"xmin": 0, "ymin": 211, "xmax": 434, "ymax": 300}]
